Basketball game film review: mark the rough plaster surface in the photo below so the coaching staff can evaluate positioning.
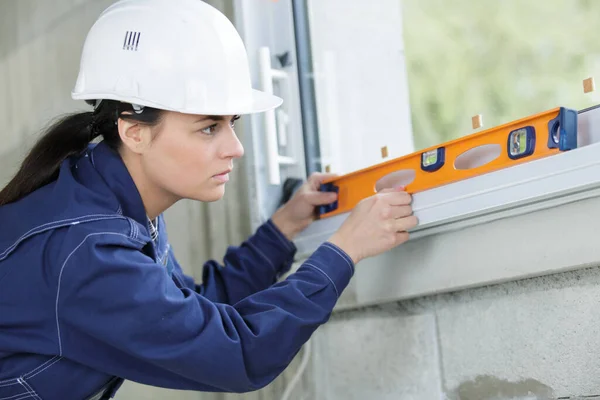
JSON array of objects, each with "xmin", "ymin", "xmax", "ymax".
[
  {"xmin": 423, "ymin": 266, "xmax": 600, "ymax": 399},
  {"xmin": 310, "ymin": 308, "xmax": 442, "ymax": 400}
]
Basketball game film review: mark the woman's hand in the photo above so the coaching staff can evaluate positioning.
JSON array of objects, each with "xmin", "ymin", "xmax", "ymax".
[
  {"xmin": 328, "ymin": 187, "xmax": 418, "ymax": 264},
  {"xmin": 271, "ymin": 173, "xmax": 338, "ymax": 240}
]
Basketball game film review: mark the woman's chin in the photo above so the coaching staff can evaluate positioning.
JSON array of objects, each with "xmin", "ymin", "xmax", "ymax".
[{"xmin": 192, "ymin": 186, "xmax": 226, "ymax": 202}]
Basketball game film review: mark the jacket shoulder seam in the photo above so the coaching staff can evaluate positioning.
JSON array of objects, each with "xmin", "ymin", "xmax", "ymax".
[
  {"xmin": 0, "ymin": 214, "xmax": 128, "ymax": 261},
  {"xmin": 55, "ymin": 231, "xmax": 145, "ymax": 356}
]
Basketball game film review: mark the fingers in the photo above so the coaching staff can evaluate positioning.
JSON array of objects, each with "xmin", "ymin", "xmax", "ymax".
[
  {"xmin": 380, "ymin": 202, "xmax": 417, "ymax": 233},
  {"xmin": 378, "ymin": 190, "xmax": 412, "ymax": 206},
  {"xmin": 390, "ymin": 205, "xmax": 413, "ymax": 219},
  {"xmin": 393, "ymin": 215, "xmax": 418, "ymax": 232}
]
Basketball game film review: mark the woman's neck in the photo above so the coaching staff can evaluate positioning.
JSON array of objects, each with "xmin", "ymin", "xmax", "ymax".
[{"xmin": 119, "ymin": 150, "xmax": 179, "ymax": 220}]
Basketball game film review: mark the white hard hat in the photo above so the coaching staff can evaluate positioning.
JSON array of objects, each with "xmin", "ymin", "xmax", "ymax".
[{"xmin": 72, "ymin": 0, "xmax": 282, "ymax": 115}]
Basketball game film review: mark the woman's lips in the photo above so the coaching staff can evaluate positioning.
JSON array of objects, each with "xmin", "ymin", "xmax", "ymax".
[{"xmin": 212, "ymin": 169, "xmax": 231, "ymax": 183}]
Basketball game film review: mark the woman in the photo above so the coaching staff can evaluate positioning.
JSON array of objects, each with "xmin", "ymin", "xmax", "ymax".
[{"xmin": 0, "ymin": 0, "xmax": 417, "ymax": 399}]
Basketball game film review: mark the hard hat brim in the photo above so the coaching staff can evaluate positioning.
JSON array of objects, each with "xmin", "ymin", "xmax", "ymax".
[
  {"xmin": 71, "ymin": 89, "xmax": 283, "ymax": 116},
  {"xmin": 247, "ymin": 89, "xmax": 284, "ymax": 114}
]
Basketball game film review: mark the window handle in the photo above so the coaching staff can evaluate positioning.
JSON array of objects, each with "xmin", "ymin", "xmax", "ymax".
[{"xmin": 258, "ymin": 46, "xmax": 294, "ymax": 185}]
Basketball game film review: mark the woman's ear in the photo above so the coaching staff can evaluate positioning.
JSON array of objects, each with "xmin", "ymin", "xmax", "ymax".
[{"xmin": 117, "ymin": 118, "xmax": 153, "ymax": 154}]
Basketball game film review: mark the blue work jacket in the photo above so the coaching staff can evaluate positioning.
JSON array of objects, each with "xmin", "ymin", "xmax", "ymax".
[{"xmin": 0, "ymin": 142, "xmax": 354, "ymax": 399}]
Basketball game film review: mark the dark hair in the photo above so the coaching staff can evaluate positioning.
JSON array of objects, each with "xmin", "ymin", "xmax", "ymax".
[{"xmin": 0, "ymin": 100, "xmax": 163, "ymax": 206}]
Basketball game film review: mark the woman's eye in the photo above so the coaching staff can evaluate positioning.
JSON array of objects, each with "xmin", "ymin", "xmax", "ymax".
[
  {"xmin": 200, "ymin": 124, "xmax": 218, "ymax": 135},
  {"xmin": 200, "ymin": 117, "xmax": 240, "ymax": 135}
]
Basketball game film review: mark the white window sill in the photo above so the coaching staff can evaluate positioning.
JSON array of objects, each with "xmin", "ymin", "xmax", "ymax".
[{"xmin": 292, "ymin": 105, "xmax": 600, "ymax": 311}]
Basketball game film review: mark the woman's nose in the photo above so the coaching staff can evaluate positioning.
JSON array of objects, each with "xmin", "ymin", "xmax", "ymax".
[{"xmin": 221, "ymin": 129, "xmax": 244, "ymax": 159}]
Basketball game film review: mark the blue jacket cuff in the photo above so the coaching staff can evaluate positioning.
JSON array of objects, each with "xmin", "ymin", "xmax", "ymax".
[{"xmin": 302, "ymin": 242, "xmax": 355, "ymax": 299}]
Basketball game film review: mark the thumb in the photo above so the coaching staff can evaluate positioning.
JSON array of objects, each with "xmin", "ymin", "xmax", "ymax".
[
  {"xmin": 312, "ymin": 172, "xmax": 339, "ymax": 181},
  {"xmin": 308, "ymin": 172, "xmax": 339, "ymax": 188},
  {"xmin": 304, "ymin": 190, "xmax": 338, "ymax": 205},
  {"xmin": 377, "ymin": 185, "xmax": 405, "ymax": 194}
]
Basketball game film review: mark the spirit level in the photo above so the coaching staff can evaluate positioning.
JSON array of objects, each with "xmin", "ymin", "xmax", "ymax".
[{"xmin": 318, "ymin": 107, "xmax": 578, "ymax": 218}]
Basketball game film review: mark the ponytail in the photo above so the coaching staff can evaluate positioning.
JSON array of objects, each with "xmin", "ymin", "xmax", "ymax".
[{"xmin": 0, "ymin": 100, "xmax": 163, "ymax": 206}]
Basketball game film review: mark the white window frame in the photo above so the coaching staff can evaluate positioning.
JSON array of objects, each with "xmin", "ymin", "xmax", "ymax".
[{"xmin": 232, "ymin": 0, "xmax": 310, "ymax": 230}]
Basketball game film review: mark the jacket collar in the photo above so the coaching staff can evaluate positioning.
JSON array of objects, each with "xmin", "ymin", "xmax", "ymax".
[
  {"xmin": 90, "ymin": 142, "xmax": 170, "ymax": 265},
  {"xmin": 89, "ymin": 142, "xmax": 148, "ymax": 228}
]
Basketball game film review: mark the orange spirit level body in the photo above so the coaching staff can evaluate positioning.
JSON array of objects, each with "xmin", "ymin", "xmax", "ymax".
[{"xmin": 318, "ymin": 107, "xmax": 578, "ymax": 219}]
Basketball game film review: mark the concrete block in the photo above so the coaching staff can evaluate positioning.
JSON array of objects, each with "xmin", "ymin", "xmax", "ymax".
[
  {"xmin": 436, "ymin": 267, "xmax": 600, "ymax": 399},
  {"xmin": 311, "ymin": 308, "xmax": 442, "ymax": 400}
]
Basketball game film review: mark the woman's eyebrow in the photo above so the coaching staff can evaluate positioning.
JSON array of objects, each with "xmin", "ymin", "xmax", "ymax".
[{"xmin": 194, "ymin": 115, "xmax": 225, "ymax": 123}]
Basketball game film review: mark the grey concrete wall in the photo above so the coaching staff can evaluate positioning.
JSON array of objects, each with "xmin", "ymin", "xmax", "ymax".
[{"xmin": 301, "ymin": 262, "xmax": 600, "ymax": 400}]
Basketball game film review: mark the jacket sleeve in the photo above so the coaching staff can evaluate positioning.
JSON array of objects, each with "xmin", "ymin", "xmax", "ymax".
[
  {"xmin": 170, "ymin": 219, "xmax": 298, "ymax": 305},
  {"xmin": 57, "ymin": 230, "xmax": 354, "ymax": 392}
]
